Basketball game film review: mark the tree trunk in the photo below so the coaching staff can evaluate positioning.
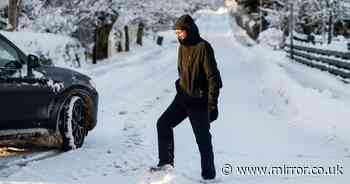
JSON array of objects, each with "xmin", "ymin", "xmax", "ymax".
[
  {"xmin": 95, "ymin": 24, "xmax": 113, "ymax": 61},
  {"xmin": 124, "ymin": 25, "xmax": 129, "ymax": 52},
  {"xmin": 8, "ymin": 0, "xmax": 18, "ymax": 31}
]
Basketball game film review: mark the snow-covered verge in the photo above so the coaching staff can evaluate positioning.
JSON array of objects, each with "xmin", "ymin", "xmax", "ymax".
[
  {"xmin": 0, "ymin": 31, "xmax": 86, "ymax": 68},
  {"xmin": 227, "ymin": 1, "xmax": 261, "ymax": 44},
  {"xmin": 226, "ymin": 5, "xmax": 257, "ymax": 46},
  {"xmin": 1, "ymin": 7, "xmax": 350, "ymax": 184},
  {"xmin": 262, "ymin": 29, "xmax": 350, "ymax": 82},
  {"xmin": 258, "ymin": 28, "xmax": 285, "ymax": 49}
]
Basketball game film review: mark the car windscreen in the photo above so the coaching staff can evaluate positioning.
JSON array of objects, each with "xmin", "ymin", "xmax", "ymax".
[{"xmin": 0, "ymin": 38, "xmax": 20, "ymax": 69}]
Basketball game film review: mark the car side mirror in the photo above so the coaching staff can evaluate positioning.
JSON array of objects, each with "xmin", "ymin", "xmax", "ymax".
[
  {"xmin": 28, "ymin": 54, "xmax": 40, "ymax": 68},
  {"xmin": 27, "ymin": 54, "xmax": 40, "ymax": 77}
]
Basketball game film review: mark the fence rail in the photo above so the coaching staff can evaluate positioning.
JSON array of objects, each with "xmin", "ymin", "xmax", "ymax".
[
  {"xmin": 287, "ymin": 44, "xmax": 350, "ymax": 60},
  {"xmin": 285, "ymin": 44, "xmax": 350, "ymax": 79},
  {"xmin": 292, "ymin": 35, "xmax": 322, "ymax": 45}
]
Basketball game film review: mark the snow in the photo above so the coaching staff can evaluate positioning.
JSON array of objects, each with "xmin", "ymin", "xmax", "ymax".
[
  {"xmin": 0, "ymin": 2, "xmax": 7, "ymax": 9},
  {"xmin": 1, "ymin": 7, "xmax": 350, "ymax": 184},
  {"xmin": 0, "ymin": 31, "xmax": 86, "ymax": 69},
  {"xmin": 46, "ymin": 80, "xmax": 64, "ymax": 93},
  {"xmin": 65, "ymin": 96, "xmax": 80, "ymax": 150},
  {"xmin": 11, "ymin": 65, "xmax": 45, "ymax": 79},
  {"xmin": 16, "ymin": 0, "xmax": 224, "ymax": 39},
  {"xmin": 258, "ymin": 28, "xmax": 284, "ymax": 48}
]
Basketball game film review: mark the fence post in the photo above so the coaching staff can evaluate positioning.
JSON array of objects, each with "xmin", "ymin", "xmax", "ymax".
[
  {"xmin": 117, "ymin": 41, "xmax": 122, "ymax": 52},
  {"xmin": 114, "ymin": 30, "xmax": 123, "ymax": 52},
  {"xmin": 289, "ymin": 3, "xmax": 294, "ymax": 60},
  {"xmin": 136, "ymin": 22, "xmax": 144, "ymax": 46},
  {"xmin": 124, "ymin": 25, "xmax": 129, "ymax": 52},
  {"xmin": 328, "ymin": 10, "xmax": 333, "ymax": 44},
  {"xmin": 322, "ymin": 6, "xmax": 326, "ymax": 44},
  {"xmin": 156, "ymin": 36, "xmax": 163, "ymax": 46},
  {"xmin": 93, "ymin": 27, "xmax": 97, "ymax": 64}
]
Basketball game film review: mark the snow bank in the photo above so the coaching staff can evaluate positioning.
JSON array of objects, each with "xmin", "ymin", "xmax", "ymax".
[
  {"xmin": 228, "ymin": 14, "xmax": 256, "ymax": 46},
  {"xmin": 253, "ymin": 44, "xmax": 350, "ymax": 146},
  {"xmin": 0, "ymin": 31, "xmax": 86, "ymax": 69},
  {"xmin": 258, "ymin": 28, "xmax": 284, "ymax": 49}
]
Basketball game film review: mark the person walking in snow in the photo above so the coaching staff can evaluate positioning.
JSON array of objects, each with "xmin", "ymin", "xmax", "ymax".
[{"xmin": 152, "ymin": 14, "xmax": 223, "ymax": 180}]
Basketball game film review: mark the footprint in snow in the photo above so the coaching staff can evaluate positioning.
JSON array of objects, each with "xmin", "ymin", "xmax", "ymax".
[{"xmin": 119, "ymin": 111, "xmax": 128, "ymax": 115}]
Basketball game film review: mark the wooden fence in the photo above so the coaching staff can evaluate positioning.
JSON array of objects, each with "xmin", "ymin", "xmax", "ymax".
[{"xmin": 285, "ymin": 43, "xmax": 350, "ymax": 79}]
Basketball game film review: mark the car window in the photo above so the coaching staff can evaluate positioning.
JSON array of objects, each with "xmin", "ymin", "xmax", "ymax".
[{"xmin": 0, "ymin": 38, "xmax": 20, "ymax": 68}]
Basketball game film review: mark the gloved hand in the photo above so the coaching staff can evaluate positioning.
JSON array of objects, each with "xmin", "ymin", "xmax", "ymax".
[{"xmin": 208, "ymin": 105, "xmax": 218, "ymax": 123}]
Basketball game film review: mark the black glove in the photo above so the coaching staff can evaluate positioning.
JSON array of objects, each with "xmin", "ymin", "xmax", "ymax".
[{"xmin": 208, "ymin": 106, "xmax": 218, "ymax": 123}]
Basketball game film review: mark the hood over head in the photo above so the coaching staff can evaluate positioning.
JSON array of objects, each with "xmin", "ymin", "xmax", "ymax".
[{"xmin": 175, "ymin": 14, "xmax": 201, "ymax": 45}]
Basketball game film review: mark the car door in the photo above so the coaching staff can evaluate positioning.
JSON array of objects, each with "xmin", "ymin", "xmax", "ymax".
[{"xmin": 0, "ymin": 35, "xmax": 55, "ymax": 131}]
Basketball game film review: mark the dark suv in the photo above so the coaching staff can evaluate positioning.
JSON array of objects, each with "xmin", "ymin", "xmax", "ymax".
[{"xmin": 0, "ymin": 33, "xmax": 98, "ymax": 150}]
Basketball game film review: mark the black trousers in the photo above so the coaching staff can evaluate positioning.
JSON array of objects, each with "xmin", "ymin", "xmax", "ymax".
[{"xmin": 157, "ymin": 94, "xmax": 216, "ymax": 178}]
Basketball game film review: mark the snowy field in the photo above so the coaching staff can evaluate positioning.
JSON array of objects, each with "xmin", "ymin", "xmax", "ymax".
[{"xmin": 1, "ymin": 7, "xmax": 350, "ymax": 184}]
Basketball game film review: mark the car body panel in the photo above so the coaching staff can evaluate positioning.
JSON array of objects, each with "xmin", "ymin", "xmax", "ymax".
[{"xmin": 0, "ymin": 32, "xmax": 98, "ymax": 140}]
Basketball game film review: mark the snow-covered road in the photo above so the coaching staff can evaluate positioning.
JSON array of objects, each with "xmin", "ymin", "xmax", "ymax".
[{"xmin": 2, "ymin": 8, "xmax": 350, "ymax": 184}]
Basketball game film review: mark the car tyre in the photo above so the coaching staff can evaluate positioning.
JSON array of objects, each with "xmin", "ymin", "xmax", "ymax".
[{"xmin": 59, "ymin": 95, "xmax": 87, "ymax": 151}]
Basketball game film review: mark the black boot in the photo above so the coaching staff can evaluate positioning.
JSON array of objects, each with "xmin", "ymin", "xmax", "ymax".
[
  {"xmin": 202, "ymin": 166, "xmax": 216, "ymax": 180},
  {"xmin": 149, "ymin": 163, "xmax": 174, "ymax": 173}
]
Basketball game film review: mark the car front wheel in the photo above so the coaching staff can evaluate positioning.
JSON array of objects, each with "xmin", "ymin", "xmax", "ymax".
[{"xmin": 59, "ymin": 95, "xmax": 87, "ymax": 151}]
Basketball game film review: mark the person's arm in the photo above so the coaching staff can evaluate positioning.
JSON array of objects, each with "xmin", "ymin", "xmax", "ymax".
[
  {"xmin": 175, "ymin": 46, "xmax": 183, "ymax": 93},
  {"xmin": 177, "ymin": 46, "xmax": 182, "ymax": 75},
  {"xmin": 203, "ymin": 44, "xmax": 222, "ymax": 108}
]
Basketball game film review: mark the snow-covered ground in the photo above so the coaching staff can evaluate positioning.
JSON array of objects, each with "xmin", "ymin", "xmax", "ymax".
[{"xmin": 1, "ymin": 7, "xmax": 350, "ymax": 184}]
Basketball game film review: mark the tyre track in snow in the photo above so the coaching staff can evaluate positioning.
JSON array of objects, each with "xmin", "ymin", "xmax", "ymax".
[{"xmin": 0, "ymin": 149, "xmax": 60, "ymax": 177}]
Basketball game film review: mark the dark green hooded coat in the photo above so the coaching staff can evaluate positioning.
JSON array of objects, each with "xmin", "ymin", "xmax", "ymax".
[{"xmin": 175, "ymin": 14, "xmax": 223, "ymax": 107}]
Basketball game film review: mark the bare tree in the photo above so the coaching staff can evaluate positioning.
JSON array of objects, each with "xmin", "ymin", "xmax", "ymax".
[{"xmin": 8, "ymin": 0, "xmax": 18, "ymax": 31}]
